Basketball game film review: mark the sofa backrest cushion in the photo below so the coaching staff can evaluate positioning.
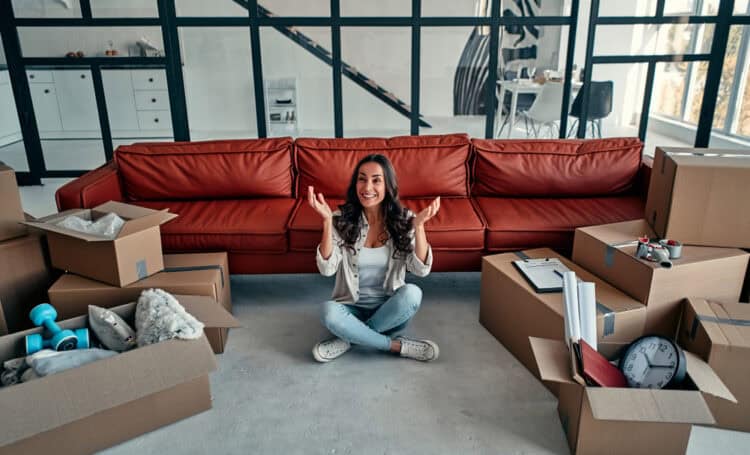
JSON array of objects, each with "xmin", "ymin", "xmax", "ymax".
[
  {"xmin": 295, "ymin": 134, "xmax": 471, "ymax": 198},
  {"xmin": 471, "ymin": 137, "xmax": 643, "ymax": 197},
  {"xmin": 115, "ymin": 138, "xmax": 294, "ymax": 200}
]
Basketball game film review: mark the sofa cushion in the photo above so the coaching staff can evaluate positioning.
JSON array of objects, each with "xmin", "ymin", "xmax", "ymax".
[
  {"xmin": 116, "ymin": 138, "xmax": 294, "ymax": 200},
  {"xmin": 474, "ymin": 195, "xmax": 644, "ymax": 251},
  {"xmin": 135, "ymin": 199, "xmax": 295, "ymax": 253},
  {"xmin": 295, "ymin": 134, "xmax": 471, "ymax": 198},
  {"xmin": 288, "ymin": 197, "xmax": 485, "ymax": 251},
  {"xmin": 471, "ymin": 137, "xmax": 643, "ymax": 197}
]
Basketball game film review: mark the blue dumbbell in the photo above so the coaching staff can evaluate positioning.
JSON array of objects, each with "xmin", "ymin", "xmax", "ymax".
[{"xmin": 25, "ymin": 303, "xmax": 90, "ymax": 355}]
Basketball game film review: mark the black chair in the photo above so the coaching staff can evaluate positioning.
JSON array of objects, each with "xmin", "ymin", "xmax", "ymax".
[
  {"xmin": 496, "ymin": 70, "xmax": 537, "ymax": 136},
  {"xmin": 567, "ymin": 81, "xmax": 613, "ymax": 138}
]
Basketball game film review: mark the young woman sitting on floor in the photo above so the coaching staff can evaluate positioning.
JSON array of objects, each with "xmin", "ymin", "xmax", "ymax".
[{"xmin": 308, "ymin": 154, "xmax": 440, "ymax": 363}]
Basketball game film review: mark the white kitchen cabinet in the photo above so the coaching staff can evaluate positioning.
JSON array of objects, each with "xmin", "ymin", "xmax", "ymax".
[
  {"xmin": 53, "ymin": 70, "xmax": 100, "ymax": 132},
  {"xmin": 134, "ymin": 90, "xmax": 170, "ymax": 110},
  {"xmin": 26, "ymin": 70, "xmax": 54, "ymax": 83},
  {"xmin": 29, "ymin": 83, "xmax": 63, "ymax": 132},
  {"xmin": 102, "ymin": 70, "xmax": 140, "ymax": 131},
  {"xmin": 136, "ymin": 110, "xmax": 171, "ymax": 130},
  {"xmin": 24, "ymin": 68, "xmax": 171, "ymax": 139},
  {"xmin": 131, "ymin": 70, "xmax": 168, "ymax": 90}
]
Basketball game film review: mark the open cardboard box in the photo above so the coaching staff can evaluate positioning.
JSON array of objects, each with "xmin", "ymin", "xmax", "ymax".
[
  {"xmin": 573, "ymin": 219, "xmax": 749, "ymax": 336},
  {"xmin": 23, "ymin": 201, "xmax": 177, "ymax": 287},
  {"xmin": 0, "ymin": 294, "xmax": 239, "ymax": 454},
  {"xmin": 678, "ymin": 298, "xmax": 750, "ymax": 432},
  {"xmin": 479, "ymin": 248, "xmax": 646, "ymax": 395},
  {"xmin": 645, "ymin": 147, "xmax": 750, "ymax": 248},
  {"xmin": 49, "ymin": 252, "xmax": 233, "ymax": 353},
  {"xmin": 530, "ymin": 336, "xmax": 736, "ymax": 455}
]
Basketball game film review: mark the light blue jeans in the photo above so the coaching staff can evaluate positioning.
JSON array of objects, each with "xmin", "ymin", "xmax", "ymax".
[{"xmin": 320, "ymin": 283, "xmax": 423, "ymax": 351}]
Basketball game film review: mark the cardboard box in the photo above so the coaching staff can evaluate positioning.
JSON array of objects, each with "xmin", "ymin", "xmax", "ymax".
[
  {"xmin": 573, "ymin": 219, "xmax": 749, "ymax": 336},
  {"xmin": 48, "ymin": 252, "xmax": 233, "ymax": 353},
  {"xmin": 530, "ymin": 336, "xmax": 736, "ymax": 455},
  {"xmin": 0, "ymin": 163, "xmax": 26, "ymax": 242},
  {"xmin": 645, "ymin": 147, "xmax": 750, "ymax": 248},
  {"xmin": 678, "ymin": 298, "xmax": 750, "ymax": 432},
  {"xmin": 0, "ymin": 295, "xmax": 239, "ymax": 454},
  {"xmin": 479, "ymin": 248, "xmax": 646, "ymax": 393},
  {"xmin": 24, "ymin": 201, "xmax": 177, "ymax": 287},
  {"xmin": 0, "ymin": 233, "xmax": 56, "ymax": 335}
]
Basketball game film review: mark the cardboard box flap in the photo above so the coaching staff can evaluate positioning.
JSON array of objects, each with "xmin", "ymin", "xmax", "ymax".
[
  {"xmin": 528, "ymin": 337, "xmax": 576, "ymax": 385},
  {"xmin": 24, "ymin": 203, "xmax": 176, "ymax": 241},
  {"xmin": 0, "ymin": 336, "xmax": 216, "ymax": 447},
  {"xmin": 176, "ymin": 294, "xmax": 240, "ymax": 329},
  {"xmin": 579, "ymin": 220, "xmax": 656, "ymax": 246},
  {"xmin": 22, "ymin": 209, "xmax": 111, "ymax": 242},
  {"xmin": 92, "ymin": 201, "xmax": 177, "ymax": 237},
  {"xmin": 586, "ymin": 388, "xmax": 714, "ymax": 424},
  {"xmin": 684, "ymin": 350, "xmax": 737, "ymax": 403}
]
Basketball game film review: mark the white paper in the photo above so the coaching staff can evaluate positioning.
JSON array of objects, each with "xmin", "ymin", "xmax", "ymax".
[
  {"xmin": 512, "ymin": 258, "xmax": 571, "ymax": 291},
  {"xmin": 562, "ymin": 271, "xmax": 581, "ymax": 346},
  {"xmin": 578, "ymin": 281, "xmax": 597, "ymax": 351},
  {"xmin": 56, "ymin": 212, "xmax": 125, "ymax": 239}
]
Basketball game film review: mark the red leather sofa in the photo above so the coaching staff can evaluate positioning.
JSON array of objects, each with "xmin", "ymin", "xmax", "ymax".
[{"xmin": 56, "ymin": 134, "xmax": 651, "ymax": 274}]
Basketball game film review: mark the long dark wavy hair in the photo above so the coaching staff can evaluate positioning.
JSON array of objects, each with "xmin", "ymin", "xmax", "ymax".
[{"xmin": 334, "ymin": 154, "xmax": 414, "ymax": 258}]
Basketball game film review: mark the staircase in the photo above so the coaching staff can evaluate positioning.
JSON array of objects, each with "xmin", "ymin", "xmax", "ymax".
[{"xmin": 235, "ymin": 1, "xmax": 430, "ymax": 128}]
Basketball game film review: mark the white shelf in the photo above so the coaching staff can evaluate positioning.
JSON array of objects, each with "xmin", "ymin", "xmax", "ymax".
[{"xmin": 265, "ymin": 77, "xmax": 298, "ymax": 136}]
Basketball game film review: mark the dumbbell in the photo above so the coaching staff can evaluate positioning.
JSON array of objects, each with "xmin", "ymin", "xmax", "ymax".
[{"xmin": 25, "ymin": 303, "xmax": 90, "ymax": 355}]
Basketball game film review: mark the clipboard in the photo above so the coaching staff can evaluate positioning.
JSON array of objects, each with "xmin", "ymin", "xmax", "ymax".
[{"xmin": 512, "ymin": 257, "xmax": 571, "ymax": 293}]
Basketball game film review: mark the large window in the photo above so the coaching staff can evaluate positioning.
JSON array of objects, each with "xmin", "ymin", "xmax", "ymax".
[{"xmin": 652, "ymin": 0, "xmax": 750, "ymax": 142}]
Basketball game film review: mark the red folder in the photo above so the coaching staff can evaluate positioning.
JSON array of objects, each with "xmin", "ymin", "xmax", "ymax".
[{"xmin": 578, "ymin": 340, "xmax": 628, "ymax": 388}]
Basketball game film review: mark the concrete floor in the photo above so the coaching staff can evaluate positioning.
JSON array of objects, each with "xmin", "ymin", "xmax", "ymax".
[
  {"xmin": 103, "ymin": 272, "xmax": 570, "ymax": 455},
  {"xmin": 92, "ymin": 272, "xmax": 748, "ymax": 455}
]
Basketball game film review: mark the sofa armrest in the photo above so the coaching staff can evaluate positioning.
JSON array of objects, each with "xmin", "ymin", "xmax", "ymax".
[
  {"xmin": 56, "ymin": 161, "xmax": 125, "ymax": 210},
  {"xmin": 637, "ymin": 155, "xmax": 653, "ymax": 200}
]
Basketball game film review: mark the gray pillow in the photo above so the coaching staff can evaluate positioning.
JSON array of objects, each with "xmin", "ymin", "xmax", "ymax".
[{"xmin": 88, "ymin": 305, "xmax": 137, "ymax": 352}]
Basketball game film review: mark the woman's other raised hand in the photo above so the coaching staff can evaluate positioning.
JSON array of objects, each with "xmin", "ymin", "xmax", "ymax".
[{"xmin": 308, "ymin": 186, "xmax": 333, "ymax": 221}]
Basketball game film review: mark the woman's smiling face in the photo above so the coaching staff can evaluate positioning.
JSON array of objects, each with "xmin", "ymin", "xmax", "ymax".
[{"xmin": 356, "ymin": 162, "xmax": 386, "ymax": 209}]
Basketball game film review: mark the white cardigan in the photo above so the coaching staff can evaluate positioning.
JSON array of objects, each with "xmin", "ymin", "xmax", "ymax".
[{"xmin": 316, "ymin": 211, "xmax": 433, "ymax": 304}]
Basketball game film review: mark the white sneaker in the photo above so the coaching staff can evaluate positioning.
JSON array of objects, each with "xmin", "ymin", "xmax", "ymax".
[
  {"xmin": 312, "ymin": 337, "xmax": 351, "ymax": 363},
  {"xmin": 396, "ymin": 336, "xmax": 439, "ymax": 362}
]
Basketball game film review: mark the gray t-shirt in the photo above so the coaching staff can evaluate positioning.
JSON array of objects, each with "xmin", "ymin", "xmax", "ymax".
[{"xmin": 356, "ymin": 245, "xmax": 390, "ymax": 307}]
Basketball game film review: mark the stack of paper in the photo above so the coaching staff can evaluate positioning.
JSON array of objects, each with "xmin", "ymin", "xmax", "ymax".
[{"xmin": 562, "ymin": 271, "xmax": 598, "ymax": 350}]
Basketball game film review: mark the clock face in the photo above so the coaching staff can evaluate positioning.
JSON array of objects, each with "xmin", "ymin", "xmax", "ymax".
[{"xmin": 620, "ymin": 336, "xmax": 679, "ymax": 389}]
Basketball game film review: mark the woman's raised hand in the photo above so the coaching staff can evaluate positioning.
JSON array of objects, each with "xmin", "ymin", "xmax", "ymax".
[
  {"xmin": 413, "ymin": 196, "xmax": 440, "ymax": 228},
  {"xmin": 308, "ymin": 186, "xmax": 333, "ymax": 221}
]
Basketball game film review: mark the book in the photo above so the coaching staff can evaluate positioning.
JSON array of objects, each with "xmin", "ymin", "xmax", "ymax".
[
  {"xmin": 577, "ymin": 339, "xmax": 628, "ymax": 388},
  {"xmin": 512, "ymin": 257, "xmax": 571, "ymax": 293}
]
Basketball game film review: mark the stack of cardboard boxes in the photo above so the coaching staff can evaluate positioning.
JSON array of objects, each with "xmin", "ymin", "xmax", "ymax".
[
  {"xmin": 0, "ymin": 164, "xmax": 240, "ymax": 453},
  {"xmin": 480, "ymin": 147, "xmax": 750, "ymax": 454},
  {"xmin": 0, "ymin": 163, "xmax": 55, "ymax": 335}
]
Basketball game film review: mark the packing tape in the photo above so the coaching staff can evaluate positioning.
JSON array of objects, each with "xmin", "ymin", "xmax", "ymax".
[
  {"xmin": 604, "ymin": 240, "xmax": 638, "ymax": 268},
  {"xmin": 513, "ymin": 250, "xmax": 531, "ymax": 260},
  {"xmin": 596, "ymin": 301, "xmax": 615, "ymax": 337},
  {"xmin": 163, "ymin": 264, "xmax": 225, "ymax": 288},
  {"xmin": 135, "ymin": 260, "xmax": 148, "ymax": 280},
  {"xmin": 689, "ymin": 314, "xmax": 750, "ymax": 340},
  {"xmin": 659, "ymin": 239, "xmax": 682, "ymax": 259}
]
